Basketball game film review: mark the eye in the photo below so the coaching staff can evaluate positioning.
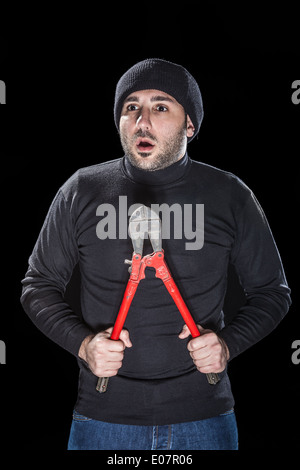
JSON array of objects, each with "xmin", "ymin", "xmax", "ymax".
[
  {"xmin": 156, "ymin": 105, "xmax": 168, "ymax": 112},
  {"xmin": 127, "ymin": 104, "xmax": 139, "ymax": 111}
]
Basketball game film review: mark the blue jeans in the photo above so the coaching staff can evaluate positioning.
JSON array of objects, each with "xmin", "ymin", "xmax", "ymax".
[{"xmin": 67, "ymin": 409, "xmax": 238, "ymax": 450}]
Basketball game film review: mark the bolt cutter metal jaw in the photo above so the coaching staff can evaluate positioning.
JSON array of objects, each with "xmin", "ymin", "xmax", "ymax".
[{"xmin": 129, "ymin": 205, "xmax": 162, "ymax": 255}]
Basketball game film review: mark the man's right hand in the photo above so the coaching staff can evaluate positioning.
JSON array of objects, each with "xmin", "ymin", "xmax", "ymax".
[{"xmin": 78, "ymin": 327, "xmax": 132, "ymax": 378}]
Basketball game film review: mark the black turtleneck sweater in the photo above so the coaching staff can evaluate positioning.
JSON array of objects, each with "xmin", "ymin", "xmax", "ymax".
[{"xmin": 20, "ymin": 154, "xmax": 291, "ymax": 425}]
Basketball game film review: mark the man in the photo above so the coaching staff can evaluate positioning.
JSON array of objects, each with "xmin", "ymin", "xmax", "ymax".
[{"xmin": 21, "ymin": 59, "xmax": 291, "ymax": 450}]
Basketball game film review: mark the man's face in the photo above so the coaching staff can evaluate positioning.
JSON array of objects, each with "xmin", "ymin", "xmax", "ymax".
[{"xmin": 119, "ymin": 89, "xmax": 194, "ymax": 171}]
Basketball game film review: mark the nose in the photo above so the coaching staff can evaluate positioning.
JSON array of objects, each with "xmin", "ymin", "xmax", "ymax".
[{"xmin": 136, "ymin": 107, "xmax": 151, "ymax": 130}]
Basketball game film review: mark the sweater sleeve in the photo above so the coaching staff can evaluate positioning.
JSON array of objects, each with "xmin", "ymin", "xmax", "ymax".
[
  {"xmin": 219, "ymin": 188, "xmax": 291, "ymax": 361},
  {"xmin": 20, "ymin": 185, "xmax": 93, "ymax": 357}
]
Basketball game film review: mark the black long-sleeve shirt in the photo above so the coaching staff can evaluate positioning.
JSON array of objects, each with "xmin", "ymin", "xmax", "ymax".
[{"xmin": 20, "ymin": 153, "xmax": 291, "ymax": 425}]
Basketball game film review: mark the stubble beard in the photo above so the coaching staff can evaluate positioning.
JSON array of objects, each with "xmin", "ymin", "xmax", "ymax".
[{"xmin": 120, "ymin": 118, "xmax": 187, "ymax": 171}]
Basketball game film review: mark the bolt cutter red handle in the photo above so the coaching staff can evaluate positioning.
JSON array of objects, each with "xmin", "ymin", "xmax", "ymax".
[
  {"xmin": 110, "ymin": 250, "xmax": 200, "ymax": 340},
  {"xmin": 96, "ymin": 250, "xmax": 220, "ymax": 393}
]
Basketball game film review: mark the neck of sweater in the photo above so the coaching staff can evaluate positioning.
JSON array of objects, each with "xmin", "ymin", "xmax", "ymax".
[{"xmin": 122, "ymin": 152, "xmax": 191, "ymax": 186}]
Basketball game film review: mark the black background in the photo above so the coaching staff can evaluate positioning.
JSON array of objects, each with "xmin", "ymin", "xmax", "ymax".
[{"xmin": 0, "ymin": 2, "xmax": 299, "ymax": 458}]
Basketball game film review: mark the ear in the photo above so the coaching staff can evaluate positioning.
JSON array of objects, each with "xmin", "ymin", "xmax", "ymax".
[{"xmin": 186, "ymin": 115, "xmax": 195, "ymax": 138}]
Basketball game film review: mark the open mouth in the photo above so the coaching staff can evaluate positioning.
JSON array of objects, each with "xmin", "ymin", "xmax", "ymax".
[{"xmin": 136, "ymin": 138, "xmax": 155, "ymax": 153}]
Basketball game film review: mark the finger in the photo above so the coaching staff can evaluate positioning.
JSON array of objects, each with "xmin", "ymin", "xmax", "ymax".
[
  {"xmin": 179, "ymin": 323, "xmax": 205, "ymax": 339},
  {"xmin": 189, "ymin": 347, "xmax": 211, "ymax": 361},
  {"xmin": 94, "ymin": 327, "xmax": 113, "ymax": 342},
  {"xmin": 104, "ymin": 359, "xmax": 123, "ymax": 369},
  {"xmin": 96, "ymin": 367, "xmax": 121, "ymax": 378},
  {"xmin": 197, "ymin": 364, "xmax": 226, "ymax": 374},
  {"xmin": 105, "ymin": 338, "xmax": 127, "ymax": 352},
  {"xmin": 178, "ymin": 324, "xmax": 191, "ymax": 339},
  {"xmin": 105, "ymin": 326, "xmax": 114, "ymax": 335},
  {"xmin": 119, "ymin": 329, "xmax": 133, "ymax": 348},
  {"xmin": 187, "ymin": 335, "xmax": 207, "ymax": 352},
  {"xmin": 105, "ymin": 350, "xmax": 125, "ymax": 361},
  {"xmin": 103, "ymin": 368, "xmax": 121, "ymax": 377},
  {"xmin": 192, "ymin": 354, "xmax": 214, "ymax": 368}
]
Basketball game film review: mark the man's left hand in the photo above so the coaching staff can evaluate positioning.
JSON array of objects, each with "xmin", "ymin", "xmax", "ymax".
[{"xmin": 178, "ymin": 324, "xmax": 229, "ymax": 374}]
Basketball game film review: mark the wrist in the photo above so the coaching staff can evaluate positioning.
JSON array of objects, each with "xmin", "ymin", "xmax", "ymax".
[
  {"xmin": 78, "ymin": 334, "xmax": 94, "ymax": 362},
  {"xmin": 218, "ymin": 336, "xmax": 230, "ymax": 361}
]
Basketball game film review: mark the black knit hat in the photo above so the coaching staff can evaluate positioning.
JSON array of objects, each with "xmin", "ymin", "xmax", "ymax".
[{"xmin": 114, "ymin": 58, "xmax": 203, "ymax": 142}]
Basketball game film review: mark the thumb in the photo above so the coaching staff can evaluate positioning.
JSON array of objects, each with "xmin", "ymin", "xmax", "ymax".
[
  {"xmin": 178, "ymin": 323, "xmax": 204, "ymax": 339},
  {"xmin": 119, "ymin": 329, "xmax": 133, "ymax": 348},
  {"xmin": 178, "ymin": 324, "xmax": 191, "ymax": 339}
]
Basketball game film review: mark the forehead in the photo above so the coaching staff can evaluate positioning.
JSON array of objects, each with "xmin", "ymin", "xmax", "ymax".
[{"xmin": 124, "ymin": 89, "xmax": 180, "ymax": 105}]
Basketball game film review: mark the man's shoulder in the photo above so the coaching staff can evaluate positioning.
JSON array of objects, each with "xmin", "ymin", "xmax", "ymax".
[
  {"xmin": 190, "ymin": 159, "xmax": 251, "ymax": 195},
  {"xmin": 78, "ymin": 157, "xmax": 122, "ymax": 180},
  {"xmin": 60, "ymin": 157, "xmax": 123, "ymax": 197}
]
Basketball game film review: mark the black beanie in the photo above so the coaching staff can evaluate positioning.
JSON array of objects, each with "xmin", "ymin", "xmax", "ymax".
[{"xmin": 114, "ymin": 58, "xmax": 203, "ymax": 142}]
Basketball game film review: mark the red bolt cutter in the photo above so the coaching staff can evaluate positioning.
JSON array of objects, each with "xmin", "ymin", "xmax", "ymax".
[{"xmin": 96, "ymin": 205, "xmax": 220, "ymax": 393}]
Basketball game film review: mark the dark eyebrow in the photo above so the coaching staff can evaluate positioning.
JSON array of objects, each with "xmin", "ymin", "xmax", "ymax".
[
  {"xmin": 124, "ymin": 94, "xmax": 174, "ymax": 103},
  {"xmin": 124, "ymin": 95, "xmax": 140, "ymax": 103},
  {"xmin": 150, "ymin": 95, "xmax": 174, "ymax": 103}
]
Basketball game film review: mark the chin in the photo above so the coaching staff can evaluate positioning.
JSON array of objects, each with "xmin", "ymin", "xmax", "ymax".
[
  {"xmin": 127, "ymin": 148, "xmax": 180, "ymax": 171},
  {"xmin": 128, "ymin": 152, "xmax": 159, "ymax": 171},
  {"xmin": 136, "ymin": 151, "xmax": 153, "ymax": 158}
]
